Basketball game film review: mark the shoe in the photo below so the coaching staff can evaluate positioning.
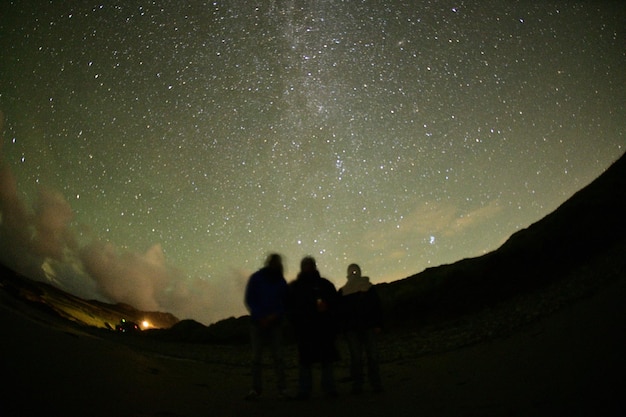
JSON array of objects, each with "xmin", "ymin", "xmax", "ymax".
[{"xmin": 245, "ymin": 390, "xmax": 260, "ymax": 401}]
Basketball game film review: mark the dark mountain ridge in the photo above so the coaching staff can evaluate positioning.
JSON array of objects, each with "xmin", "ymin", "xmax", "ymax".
[
  {"xmin": 378, "ymin": 151, "xmax": 626, "ymax": 327},
  {"xmin": 1, "ymin": 152, "xmax": 624, "ymax": 344},
  {"xmin": 1, "ymin": 160, "xmax": 623, "ymax": 417}
]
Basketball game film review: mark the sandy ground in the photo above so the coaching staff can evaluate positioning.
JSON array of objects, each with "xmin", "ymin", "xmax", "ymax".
[{"xmin": 1, "ymin": 274, "xmax": 625, "ymax": 417}]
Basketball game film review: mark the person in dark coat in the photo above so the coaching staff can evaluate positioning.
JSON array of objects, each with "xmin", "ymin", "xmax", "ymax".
[
  {"xmin": 287, "ymin": 256, "xmax": 339, "ymax": 399},
  {"xmin": 244, "ymin": 253, "xmax": 289, "ymax": 400},
  {"xmin": 338, "ymin": 263, "xmax": 383, "ymax": 394}
]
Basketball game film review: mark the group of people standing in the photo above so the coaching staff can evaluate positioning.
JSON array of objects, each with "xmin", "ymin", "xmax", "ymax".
[{"xmin": 244, "ymin": 253, "xmax": 383, "ymax": 401}]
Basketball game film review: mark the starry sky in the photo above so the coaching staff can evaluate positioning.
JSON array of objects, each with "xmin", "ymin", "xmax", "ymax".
[{"xmin": 0, "ymin": 1, "xmax": 624, "ymax": 324}]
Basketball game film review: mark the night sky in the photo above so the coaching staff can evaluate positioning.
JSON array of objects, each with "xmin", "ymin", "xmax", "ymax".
[{"xmin": 1, "ymin": 1, "xmax": 624, "ymax": 324}]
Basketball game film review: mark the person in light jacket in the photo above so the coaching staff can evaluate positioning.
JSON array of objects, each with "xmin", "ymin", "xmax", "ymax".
[{"xmin": 338, "ymin": 263, "xmax": 383, "ymax": 394}]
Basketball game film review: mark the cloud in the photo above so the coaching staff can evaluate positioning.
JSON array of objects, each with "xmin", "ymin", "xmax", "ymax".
[
  {"xmin": 32, "ymin": 188, "xmax": 76, "ymax": 260},
  {"xmin": 451, "ymin": 200, "xmax": 503, "ymax": 234},
  {"xmin": 78, "ymin": 240, "xmax": 250, "ymax": 323},
  {"xmin": 399, "ymin": 199, "xmax": 503, "ymax": 239},
  {"xmin": 352, "ymin": 199, "xmax": 504, "ymax": 278},
  {"xmin": 0, "ymin": 163, "xmax": 32, "ymax": 246},
  {"xmin": 80, "ymin": 241, "xmax": 171, "ymax": 311},
  {"xmin": 77, "ymin": 240, "xmax": 248, "ymax": 323},
  {"xmin": 0, "ymin": 162, "xmax": 41, "ymax": 278},
  {"xmin": 0, "ymin": 150, "xmax": 245, "ymax": 323},
  {"xmin": 0, "ymin": 147, "xmax": 505, "ymax": 324},
  {"xmin": 0, "ymin": 162, "xmax": 79, "ymax": 277},
  {"xmin": 163, "ymin": 267, "xmax": 249, "ymax": 324}
]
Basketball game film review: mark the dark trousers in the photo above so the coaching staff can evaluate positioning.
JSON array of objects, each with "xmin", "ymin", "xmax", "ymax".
[
  {"xmin": 249, "ymin": 322, "xmax": 286, "ymax": 393},
  {"xmin": 345, "ymin": 328, "xmax": 382, "ymax": 391},
  {"xmin": 297, "ymin": 362, "xmax": 336, "ymax": 397}
]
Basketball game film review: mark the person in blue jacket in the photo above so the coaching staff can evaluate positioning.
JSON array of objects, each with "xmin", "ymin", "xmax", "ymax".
[{"xmin": 244, "ymin": 253, "xmax": 289, "ymax": 400}]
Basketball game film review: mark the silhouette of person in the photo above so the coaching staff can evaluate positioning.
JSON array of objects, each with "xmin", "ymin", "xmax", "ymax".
[
  {"xmin": 287, "ymin": 256, "xmax": 339, "ymax": 399},
  {"xmin": 244, "ymin": 253, "xmax": 289, "ymax": 400},
  {"xmin": 338, "ymin": 263, "xmax": 383, "ymax": 394}
]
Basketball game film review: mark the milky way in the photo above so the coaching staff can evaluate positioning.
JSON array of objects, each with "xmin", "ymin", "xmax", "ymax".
[{"xmin": 0, "ymin": 1, "xmax": 624, "ymax": 323}]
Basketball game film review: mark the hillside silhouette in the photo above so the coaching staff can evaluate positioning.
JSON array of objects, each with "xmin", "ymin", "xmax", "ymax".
[
  {"xmin": 1, "ymin": 152, "xmax": 625, "ymax": 342},
  {"xmin": 157, "ymin": 150, "xmax": 625, "ymax": 344},
  {"xmin": 0, "ymin": 152, "xmax": 625, "ymax": 417},
  {"xmin": 378, "ymin": 150, "xmax": 626, "ymax": 329}
]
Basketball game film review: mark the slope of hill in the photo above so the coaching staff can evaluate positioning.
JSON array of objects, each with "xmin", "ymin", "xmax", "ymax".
[
  {"xmin": 0, "ymin": 153, "xmax": 624, "ymax": 347},
  {"xmin": 0, "ymin": 265, "xmax": 179, "ymax": 330},
  {"xmin": 1, "ymin": 154, "xmax": 625, "ymax": 417},
  {"xmin": 1, "ymin": 153, "xmax": 625, "ymax": 417},
  {"xmin": 377, "ymin": 151, "xmax": 626, "ymax": 329}
]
